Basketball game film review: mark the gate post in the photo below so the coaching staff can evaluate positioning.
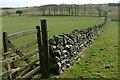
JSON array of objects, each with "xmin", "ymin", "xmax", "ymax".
[
  {"xmin": 36, "ymin": 26, "xmax": 44, "ymax": 75},
  {"xmin": 36, "ymin": 20, "xmax": 50, "ymax": 78},
  {"xmin": 41, "ymin": 19, "xmax": 50, "ymax": 78},
  {"xmin": 3, "ymin": 32, "xmax": 12, "ymax": 80}
]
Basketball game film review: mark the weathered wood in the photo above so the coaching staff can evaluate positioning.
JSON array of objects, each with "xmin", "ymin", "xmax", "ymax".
[
  {"xmin": 0, "ymin": 50, "xmax": 38, "ymax": 67},
  {"xmin": 8, "ymin": 29, "xmax": 36, "ymax": 40},
  {"xmin": 1, "ymin": 28, "xmax": 40, "ymax": 79},
  {"xmin": 0, "ymin": 70, "xmax": 11, "ymax": 77},
  {"xmin": 3, "ymin": 32, "xmax": 9, "ymax": 53},
  {"xmin": 12, "ymin": 49, "xmax": 38, "ymax": 63},
  {"xmin": 41, "ymin": 19, "xmax": 50, "ymax": 78},
  {"xmin": 0, "ymin": 60, "xmax": 39, "ymax": 77},
  {"xmin": 2, "ymin": 51, "xmax": 10, "ymax": 56},
  {"xmin": 0, "ymin": 68, "xmax": 20, "ymax": 77},
  {"xmin": 36, "ymin": 26, "xmax": 43, "ymax": 77},
  {"xmin": 14, "ymin": 40, "xmax": 37, "ymax": 50},
  {"xmin": 20, "ymin": 66, "xmax": 40, "ymax": 79},
  {"xmin": 8, "ymin": 40, "xmax": 30, "ymax": 63},
  {"xmin": 0, "ymin": 55, "xmax": 18, "ymax": 67},
  {"xmin": 3, "ymin": 32, "xmax": 12, "ymax": 80},
  {"xmin": 17, "ymin": 60, "xmax": 39, "ymax": 73}
]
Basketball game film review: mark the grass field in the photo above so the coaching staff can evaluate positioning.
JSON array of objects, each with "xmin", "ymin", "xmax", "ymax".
[
  {"xmin": 2, "ymin": 16, "xmax": 103, "ymax": 46},
  {"xmin": 52, "ymin": 20, "xmax": 118, "ymax": 79},
  {"xmin": 1, "ymin": 16, "xmax": 118, "ymax": 78},
  {"xmin": 2, "ymin": 16, "xmax": 103, "ymax": 35}
]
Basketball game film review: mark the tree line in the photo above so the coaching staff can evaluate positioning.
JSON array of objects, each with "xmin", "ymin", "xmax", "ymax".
[
  {"xmin": 2, "ymin": 4, "xmax": 113, "ymax": 17},
  {"xmin": 108, "ymin": 3, "xmax": 120, "ymax": 6},
  {"xmin": 34, "ymin": 4, "xmax": 109, "ymax": 17}
]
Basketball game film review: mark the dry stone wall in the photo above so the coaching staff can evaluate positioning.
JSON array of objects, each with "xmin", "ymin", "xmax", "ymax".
[{"xmin": 49, "ymin": 17, "xmax": 107, "ymax": 75}]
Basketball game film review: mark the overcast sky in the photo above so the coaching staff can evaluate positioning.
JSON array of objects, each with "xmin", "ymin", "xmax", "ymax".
[{"xmin": 0, "ymin": 0, "xmax": 119, "ymax": 8}]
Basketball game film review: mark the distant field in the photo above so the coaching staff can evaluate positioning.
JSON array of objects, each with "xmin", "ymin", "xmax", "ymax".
[
  {"xmin": 2, "ymin": 16, "xmax": 103, "ymax": 46},
  {"xmin": 2, "ymin": 16, "xmax": 103, "ymax": 36},
  {"xmin": 52, "ymin": 20, "xmax": 118, "ymax": 78}
]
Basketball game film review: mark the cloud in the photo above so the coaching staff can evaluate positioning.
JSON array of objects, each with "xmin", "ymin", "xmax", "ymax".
[{"xmin": 0, "ymin": 0, "xmax": 30, "ymax": 7}]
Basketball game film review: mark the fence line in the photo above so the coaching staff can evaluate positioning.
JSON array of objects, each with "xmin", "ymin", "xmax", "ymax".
[
  {"xmin": 8, "ymin": 29, "xmax": 36, "ymax": 40},
  {"xmin": 2, "ymin": 31, "xmax": 39, "ymax": 80},
  {"xmin": 1, "ymin": 17, "xmax": 107, "ymax": 79},
  {"xmin": 1, "ymin": 26, "xmax": 41, "ymax": 79},
  {"xmin": 49, "ymin": 17, "xmax": 107, "ymax": 74},
  {"xmin": 1, "ymin": 19, "xmax": 51, "ymax": 80},
  {"xmin": 14, "ymin": 40, "xmax": 37, "ymax": 50}
]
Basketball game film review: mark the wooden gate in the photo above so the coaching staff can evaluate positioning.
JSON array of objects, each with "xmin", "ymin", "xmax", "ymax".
[{"xmin": 0, "ymin": 19, "xmax": 50, "ymax": 80}]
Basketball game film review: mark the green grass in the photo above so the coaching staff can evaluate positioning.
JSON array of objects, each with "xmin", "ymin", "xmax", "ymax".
[
  {"xmin": 2, "ymin": 16, "xmax": 103, "ymax": 35},
  {"xmin": 1, "ymin": 16, "xmax": 103, "ymax": 75},
  {"xmin": 52, "ymin": 20, "xmax": 118, "ymax": 78},
  {"xmin": 2, "ymin": 16, "xmax": 103, "ymax": 46},
  {"xmin": 1, "ymin": 16, "xmax": 118, "ymax": 78}
]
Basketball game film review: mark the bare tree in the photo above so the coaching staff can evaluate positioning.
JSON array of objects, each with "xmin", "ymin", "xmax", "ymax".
[
  {"xmin": 47, "ymin": 7, "xmax": 51, "ymax": 16},
  {"xmin": 74, "ymin": 5, "xmax": 79, "ymax": 16},
  {"xmin": 95, "ymin": 4, "xmax": 102, "ymax": 17},
  {"xmin": 87, "ymin": 4, "xmax": 93, "ymax": 16},
  {"xmin": 80, "ymin": 4, "xmax": 87, "ymax": 16},
  {"xmin": 83, "ymin": 4, "xmax": 87, "ymax": 16},
  {"xmin": 53, "ymin": 6, "xmax": 57, "ymax": 16},
  {"xmin": 67, "ymin": 5, "xmax": 71, "ymax": 16},
  {"xmin": 39, "ymin": 6, "xmax": 46, "ymax": 16},
  {"xmin": 58, "ymin": 5, "xmax": 63, "ymax": 16}
]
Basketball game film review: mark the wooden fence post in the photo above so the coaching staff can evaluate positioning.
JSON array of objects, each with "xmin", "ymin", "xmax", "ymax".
[
  {"xmin": 3, "ymin": 32, "xmax": 12, "ymax": 80},
  {"xmin": 41, "ymin": 19, "xmax": 50, "ymax": 78},
  {"xmin": 36, "ymin": 26, "xmax": 44, "ymax": 75}
]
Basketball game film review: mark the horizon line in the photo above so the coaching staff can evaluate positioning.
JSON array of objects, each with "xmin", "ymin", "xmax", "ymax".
[{"xmin": 0, "ymin": 2, "xmax": 119, "ymax": 8}]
